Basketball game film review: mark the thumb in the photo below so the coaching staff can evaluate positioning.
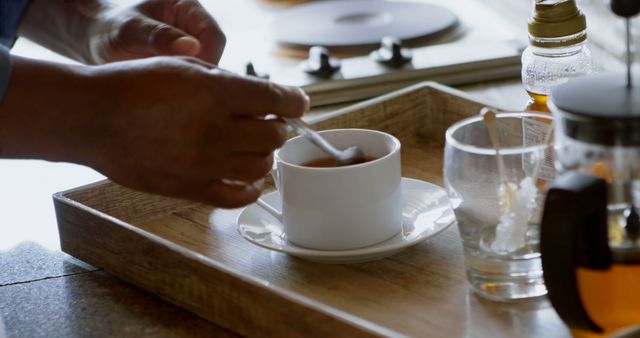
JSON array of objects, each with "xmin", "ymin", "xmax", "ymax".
[
  {"xmin": 148, "ymin": 20, "xmax": 201, "ymax": 56},
  {"xmin": 120, "ymin": 17, "xmax": 202, "ymax": 57}
]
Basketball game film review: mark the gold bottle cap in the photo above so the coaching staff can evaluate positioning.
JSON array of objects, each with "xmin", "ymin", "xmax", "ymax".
[{"xmin": 528, "ymin": 0, "xmax": 587, "ymax": 47}]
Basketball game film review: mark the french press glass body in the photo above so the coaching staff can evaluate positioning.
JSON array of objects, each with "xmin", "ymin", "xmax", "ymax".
[{"xmin": 542, "ymin": 72, "xmax": 640, "ymax": 337}]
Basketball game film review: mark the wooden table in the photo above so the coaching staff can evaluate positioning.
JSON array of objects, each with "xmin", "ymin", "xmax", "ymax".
[{"xmin": 0, "ymin": 0, "xmax": 628, "ymax": 337}]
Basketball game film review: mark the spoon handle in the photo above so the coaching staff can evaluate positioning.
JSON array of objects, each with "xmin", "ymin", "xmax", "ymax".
[{"xmin": 283, "ymin": 118, "xmax": 342, "ymax": 158}]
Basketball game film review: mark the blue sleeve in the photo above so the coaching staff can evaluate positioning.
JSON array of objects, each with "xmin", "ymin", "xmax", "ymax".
[
  {"xmin": 0, "ymin": 0, "xmax": 28, "ymax": 103},
  {"xmin": 1, "ymin": 0, "xmax": 29, "ymax": 48},
  {"xmin": 0, "ymin": 45, "xmax": 11, "ymax": 104}
]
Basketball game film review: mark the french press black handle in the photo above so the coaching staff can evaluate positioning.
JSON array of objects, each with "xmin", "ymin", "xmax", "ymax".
[{"xmin": 541, "ymin": 172, "xmax": 612, "ymax": 333}]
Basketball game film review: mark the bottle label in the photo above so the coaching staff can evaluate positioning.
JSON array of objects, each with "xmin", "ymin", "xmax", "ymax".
[{"xmin": 522, "ymin": 118, "xmax": 555, "ymax": 182}]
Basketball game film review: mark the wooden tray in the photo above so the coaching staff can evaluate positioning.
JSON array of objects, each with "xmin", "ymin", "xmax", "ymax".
[{"xmin": 54, "ymin": 82, "xmax": 569, "ymax": 337}]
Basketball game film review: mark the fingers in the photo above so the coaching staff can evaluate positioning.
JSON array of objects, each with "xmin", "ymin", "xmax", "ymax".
[
  {"xmin": 203, "ymin": 179, "xmax": 264, "ymax": 208},
  {"xmin": 227, "ymin": 118, "xmax": 287, "ymax": 154},
  {"xmin": 218, "ymin": 154, "xmax": 274, "ymax": 181},
  {"xmin": 111, "ymin": 151, "xmax": 272, "ymax": 207},
  {"xmin": 136, "ymin": 0, "xmax": 226, "ymax": 64},
  {"xmin": 175, "ymin": 151, "xmax": 274, "ymax": 185},
  {"xmin": 174, "ymin": 178, "xmax": 264, "ymax": 209},
  {"xmin": 133, "ymin": 174, "xmax": 264, "ymax": 209},
  {"xmin": 170, "ymin": 34, "xmax": 201, "ymax": 56},
  {"xmin": 112, "ymin": 16, "xmax": 202, "ymax": 58},
  {"xmin": 218, "ymin": 74, "xmax": 310, "ymax": 118},
  {"xmin": 172, "ymin": 0, "xmax": 226, "ymax": 64}
]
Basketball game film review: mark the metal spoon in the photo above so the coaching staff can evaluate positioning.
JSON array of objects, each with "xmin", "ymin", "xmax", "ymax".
[{"xmin": 283, "ymin": 118, "xmax": 365, "ymax": 166}]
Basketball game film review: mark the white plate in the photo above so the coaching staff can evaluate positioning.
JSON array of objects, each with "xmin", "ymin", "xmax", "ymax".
[{"xmin": 237, "ymin": 178, "xmax": 455, "ymax": 264}]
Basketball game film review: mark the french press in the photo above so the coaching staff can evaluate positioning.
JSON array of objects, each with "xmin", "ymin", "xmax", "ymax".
[{"xmin": 540, "ymin": 1, "xmax": 640, "ymax": 337}]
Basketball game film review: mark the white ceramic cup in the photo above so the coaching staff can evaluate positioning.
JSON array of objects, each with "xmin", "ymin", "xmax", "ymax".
[{"xmin": 255, "ymin": 128, "xmax": 403, "ymax": 251}]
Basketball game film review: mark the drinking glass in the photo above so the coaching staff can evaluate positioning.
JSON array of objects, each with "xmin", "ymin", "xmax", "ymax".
[{"xmin": 444, "ymin": 112, "xmax": 554, "ymax": 301}]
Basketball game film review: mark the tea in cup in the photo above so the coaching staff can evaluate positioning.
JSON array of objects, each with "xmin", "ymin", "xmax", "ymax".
[{"xmin": 301, "ymin": 155, "xmax": 377, "ymax": 168}]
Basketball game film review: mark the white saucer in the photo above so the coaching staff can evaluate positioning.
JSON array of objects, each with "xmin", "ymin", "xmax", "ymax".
[{"xmin": 237, "ymin": 178, "xmax": 455, "ymax": 264}]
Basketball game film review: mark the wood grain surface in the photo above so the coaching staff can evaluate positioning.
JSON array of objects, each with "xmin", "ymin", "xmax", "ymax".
[{"xmin": 54, "ymin": 83, "xmax": 570, "ymax": 337}]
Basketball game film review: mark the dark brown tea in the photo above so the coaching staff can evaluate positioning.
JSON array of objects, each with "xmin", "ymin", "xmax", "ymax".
[{"xmin": 302, "ymin": 156, "xmax": 377, "ymax": 168}]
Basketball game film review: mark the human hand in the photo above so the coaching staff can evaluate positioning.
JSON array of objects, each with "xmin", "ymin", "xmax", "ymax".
[
  {"xmin": 1, "ymin": 56, "xmax": 308, "ymax": 208},
  {"xmin": 88, "ymin": 0, "xmax": 226, "ymax": 64},
  {"xmin": 89, "ymin": 58, "xmax": 307, "ymax": 207},
  {"xmin": 19, "ymin": 0, "xmax": 225, "ymax": 65}
]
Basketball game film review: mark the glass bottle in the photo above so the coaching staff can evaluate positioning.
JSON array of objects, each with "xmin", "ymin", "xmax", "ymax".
[{"xmin": 522, "ymin": 0, "xmax": 593, "ymax": 113}]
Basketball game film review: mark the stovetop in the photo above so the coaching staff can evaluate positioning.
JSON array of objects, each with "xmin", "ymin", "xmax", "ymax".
[{"xmin": 211, "ymin": 0, "xmax": 526, "ymax": 106}]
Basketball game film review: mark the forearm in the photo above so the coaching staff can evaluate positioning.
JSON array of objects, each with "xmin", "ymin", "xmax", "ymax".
[
  {"xmin": 0, "ymin": 55, "xmax": 103, "ymax": 165},
  {"xmin": 17, "ymin": 0, "xmax": 112, "ymax": 64}
]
